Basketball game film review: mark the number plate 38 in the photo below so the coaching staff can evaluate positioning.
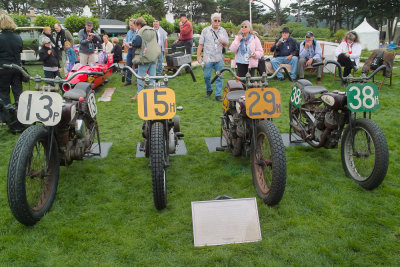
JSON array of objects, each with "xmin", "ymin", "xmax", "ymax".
[
  {"xmin": 137, "ymin": 88, "xmax": 176, "ymax": 120},
  {"xmin": 346, "ymin": 83, "xmax": 379, "ymax": 112},
  {"xmin": 245, "ymin": 88, "xmax": 282, "ymax": 119},
  {"xmin": 17, "ymin": 91, "xmax": 63, "ymax": 126}
]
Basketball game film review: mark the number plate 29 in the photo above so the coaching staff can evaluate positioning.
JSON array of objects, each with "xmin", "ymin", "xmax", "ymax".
[
  {"xmin": 245, "ymin": 88, "xmax": 282, "ymax": 119},
  {"xmin": 346, "ymin": 83, "xmax": 379, "ymax": 112},
  {"xmin": 137, "ymin": 88, "xmax": 176, "ymax": 120},
  {"xmin": 17, "ymin": 91, "xmax": 63, "ymax": 126}
]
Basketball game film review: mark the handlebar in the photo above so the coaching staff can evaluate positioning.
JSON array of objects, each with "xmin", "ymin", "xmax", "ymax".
[
  {"xmin": 211, "ymin": 65, "xmax": 293, "ymax": 86},
  {"xmin": 312, "ymin": 60, "xmax": 387, "ymax": 83},
  {"xmin": 121, "ymin": 63, "xmax": 196, "ymax": 83},
  {"xmin": 1, "ymin": 63, "xmax": 105, "ymax": 84}
]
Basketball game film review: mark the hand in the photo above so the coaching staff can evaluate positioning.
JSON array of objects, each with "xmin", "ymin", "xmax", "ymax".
[
  {"xmin": 304, "ymin": 41, "xmax": 311, "ymax": 49},
  {"xmin": 164, "ymin": 48, "xmax": 168, "ymax": 55},
  {"xmin": 218, "ymin": 39, "xmax": 227, "ymax": 46},
  {"xmin": 277, "ymin": 37, "xmax": 283, "ymax": 44},
  {"xmin": 47, "ymin": 50, "xmax": 52, "ymax": 55},
  {"xmin": 59, "ymin": 68, "xmax": 62, "ymax": 73},
  {"xmin": 345, "ymin": 52, "xmax": 350, "ymax": 57},
  {"xmin": 286, "ymin": 55, "xmax": 293, "ymax": 60},
  {"xmin": 197, "ymin": 55, "xmax": 202, "ymax": 63},
  {"xmin": 173, "ymin": 39, "xmax": 178, "ymax": 44},
  {"xmin": 236, "ymin": 35, "xmax": 243, "ymax": 41},
  {"xmin": 249, "ymin": 52, "xmax": 256, "ymax": 58},
  {"xmin": 179, "ymin": 21, "xmax": 182, "ymax": 26},
  {"xmin": 306, "ymin": 58, "xmax": 313, "ymax": 66}
]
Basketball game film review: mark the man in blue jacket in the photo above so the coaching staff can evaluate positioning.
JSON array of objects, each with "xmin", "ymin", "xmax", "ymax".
[
  {"xmin": 78, "ymin": 21, "xmax": 101, "ymax": 65},
  {"xmin": 270, "ymin": 27, "xmax": 299, "ymax": 81},
  {"xmin": 123, "ymin": 18, "xmax": 137, "ymax": 86},
  {"xmin": 298, "ymin": 31, "xmax": 323, "ymax": 84}
]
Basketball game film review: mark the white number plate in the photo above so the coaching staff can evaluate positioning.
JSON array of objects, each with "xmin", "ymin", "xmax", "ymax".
[
  {"xmin": 17, "ymin": 91, "xmax": 63, "ymax": 126},
  {"xmin": 87, "ymin": 92, "xmax": 97, "ymax": 118}
]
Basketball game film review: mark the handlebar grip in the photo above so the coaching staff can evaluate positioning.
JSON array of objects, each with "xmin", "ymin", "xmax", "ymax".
[
  {"xmin": 210, "ymin": 73, "xmax": 219, "ymax": 84},
  {"xmin": 121, "ymin": 69, "xmax": 126, "ymax": 83},
  {"xmin": 188, "ymin": 67, "xmax": 197, "ymax": 82},
  {"xmin": 312, "ymin": 62, "xmax": 324, "ymax": 67}
]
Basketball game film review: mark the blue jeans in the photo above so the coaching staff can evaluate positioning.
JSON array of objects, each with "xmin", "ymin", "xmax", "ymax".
[
  {"xmin": 126, "ymin": 49, "xmax": 133, "ymax": 83},
  {"xmin": 137, "ymin": 62, "xmax": 157, "ymax": 95},
  {"xmin": 203, "ymin": 60, "xmax": 224, "ymax": 96},
  {"xmin": 270, "ymin": 56, "xmax": 298, "ymax": 79},
  {"xmin": 156, "ymin": 50, "xmax": 164, "ymax": 74}
]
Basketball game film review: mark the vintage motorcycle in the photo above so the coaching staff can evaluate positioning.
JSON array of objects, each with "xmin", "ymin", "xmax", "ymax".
[
  {"xmin": 289, "ymin": 60, "xmax": 388, "ymax": 189},
  {"xmin": 121, "ymin": 64, "xmax": 196, "ymax": 210},
  {"xmin": 211, "ymin": 67, "xmax": 290, "ymax": 206},
  {"xmin": 2, "ymin": 63, "xmax": 116, "ymax": 226}
]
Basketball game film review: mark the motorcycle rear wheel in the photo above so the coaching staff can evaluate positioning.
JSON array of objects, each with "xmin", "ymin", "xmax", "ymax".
[
  {"xmin": 341, "ymin": 118, "xmax": 388, "ymax": 189},
  {"xmin": 150, "ymin": 122, "xmax": 167, "ymax": 210},
  {"xmin": 251, "ymin": 120, "xmax": 286, "ymax": 206},
  {"xmin": 7, "ymin": 125, "xmax": 60, "ymax": 226}
]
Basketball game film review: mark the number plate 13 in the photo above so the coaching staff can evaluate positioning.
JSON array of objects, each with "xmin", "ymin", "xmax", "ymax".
[
  {"xmin": 245, "ymin": 88, "xmax": 282, "ymax": 119},
  {"xmin": 17, "ymin": 91, "xmax": 63, "ymax": 126},
  {"xmin": 137, "ymin": 88, "xmax": 176, "ymax": 120}
]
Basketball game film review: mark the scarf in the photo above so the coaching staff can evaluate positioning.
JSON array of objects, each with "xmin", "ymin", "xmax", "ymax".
[{"xmin": 239, "ymin": 33, "xmax": 252, "ymax": 55}]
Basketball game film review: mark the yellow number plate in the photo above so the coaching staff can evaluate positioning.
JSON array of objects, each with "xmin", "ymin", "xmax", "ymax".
[
  {"xmin": 222, "ymin": 87, "xmax": 229, "ymax": 111},
  {"xmin": 245, "ymin": 88, "xmax": 282, "ymax": 119},
  {"xmin": 137, "ymin": 88, "xmax": 176, "ymax": 120}
]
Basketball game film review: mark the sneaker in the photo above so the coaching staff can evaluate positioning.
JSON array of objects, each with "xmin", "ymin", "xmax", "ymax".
[
  {"xmin": 124, "ymin": 82, "xmax": 132, "ymax": 86},
  {"xmin": 205, "ymin": 91, "xmax": 212, "ymax": 98},
  {"xmin": 215, "ymin": 96, "xmax": 223, "ymax": 102}
]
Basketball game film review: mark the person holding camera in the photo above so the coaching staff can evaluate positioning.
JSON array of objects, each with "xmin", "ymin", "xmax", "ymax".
[
  {"xmin": 123, "ymin": 18, "xmax": 137, "ymax": 86},
  {"xmin": 229, "ymin": 20, "xmax": 263, "ymax": 78},
  {"xmin": 78, "ymin": 20, "xmax": 101, "ymax": 65},
  {"xmin": 298, "ymin": 31, "xmax": 323, "ymax": 84},
  {"xmin": 197, "ymin": 13, "xmax": 229, "ymax": 101}
]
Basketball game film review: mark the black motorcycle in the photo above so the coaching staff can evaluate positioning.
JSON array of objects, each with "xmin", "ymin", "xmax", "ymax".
[
  {"xmin": 2, "ymin": 63, "xmax": 116, "ymax": 225},
  {"xmin": 289, "ymin": 60, "xmax": 388, "ymax": 189}
]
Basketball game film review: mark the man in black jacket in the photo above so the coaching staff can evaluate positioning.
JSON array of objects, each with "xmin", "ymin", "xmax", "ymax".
[
  {"xmin": 270, "ymin": 27, "xmax": 299, "ymax": 81},
  {"xmin": 54, "ymin": 23, "xmax": 74, "ymax": 75},
  {"xmin": 39, "ymin": 37, "xmax": 61, "ymax": 85}
]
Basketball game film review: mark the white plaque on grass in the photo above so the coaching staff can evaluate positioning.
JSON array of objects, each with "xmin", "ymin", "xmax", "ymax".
[{"xmin": 191, "ymin": 198, "xmax": 262, "ymax": 247}]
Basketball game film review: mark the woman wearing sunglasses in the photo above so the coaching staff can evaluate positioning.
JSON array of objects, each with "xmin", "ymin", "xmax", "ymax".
[
  {"xmin": 335, "ymin": 31, "xmax": 362, "ymax": 77},
  {"xmin": 229, "ymin": 20, "xmax": 264, "ymax": 77}
]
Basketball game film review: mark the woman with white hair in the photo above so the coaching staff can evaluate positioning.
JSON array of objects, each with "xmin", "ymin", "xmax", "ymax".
[
  {"xmin": 229, "ymin": 20, "xmax": 264, "ymax": 77},
  {"xmin": 0, "ymin": 13, "xmax": 23, "ymax": 106},
  {"xmin": 335, "ymin": 31, "xmax": 362, "ymax": 77}
]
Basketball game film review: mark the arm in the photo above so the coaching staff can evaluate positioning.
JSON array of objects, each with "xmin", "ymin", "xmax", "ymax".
[
  {"xmin": 219, "ymin": 28, "xmax": 229, "ymax": 47},
  {"xmin": 180, "ymin": 21, "xmax": 192, "ymax": 36},
  {"xmin": 349, "ymin": 43, "xmax": 362, "ymax": 60},
  {"xmin": 253, "ymin": 37, "xmax": 264, "ymax": 59},
  {"xmin": 39, "ymin": 49, "xmax": 51, "ymax": 61},
  {"xmin": 299, "ymin": 42, "xmax": 308, "ymax": 58},
  {"xmin": 229, "ymin": 36, "xmax": 241, "ymax": 53},
  {"xmin": 66, "ymin": 30, "xmax": 74, "ymax": 46},
  {"xmin": 131, "ymin": 35, "xmax": 142, "ymax": 48},
  {"xmin": 290, "ymin": 38, "xmax": 299, "ymax": 56},
  {"xmin": 78, "ymin": 30, "xmax": 89, "ymax": 45},
  {"xmin": 270, "ymin": 38, "xmax": 280, "ymax": 52},
  {"xmin": 313, "ymin": 42, "xmax": 322, "ymax": 60}
]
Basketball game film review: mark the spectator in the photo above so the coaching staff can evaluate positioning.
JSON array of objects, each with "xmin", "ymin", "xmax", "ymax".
[
  {"xmin": 102, "ymin": 34, "xmax": 113, "ymax": 54},
  {"xmin": 153, "ymin": 19, "xmax": 168, "ymax": 75},
  {"xmin": 123, "ymin": 18, "xmax": 137, "ymax": 86},
  {"xmin": 41, "ymin": 26, "xmax": 56, "ymax": 48},
  {"xmin": 171, "ymin": 13, "xmax": 193, "ymax": 55},
  {"xmin": 335, "ymin": 31, "xmax": 362, "ymax": 77},
  {"xmin": 229, "ymin": 20, "xmax": 263, "ymax": 77},
  {"xmin": 111, "ymin": 37, "xmax": 122, "ymax": 63},
  {"xmin": 0, "ymin": 13, "xmax": 23, "ymax": 106},
  {"xmin": 64, "ymin": 41, "xmax": 76, "ymax": 72},
  {"xmin": 270, "ymin": 27, "xmax": 299, "ymax": 81},
  {"xmin": 39, "ymin": 36, "xmax": 61, "ymax": 85},
  {"xmin": 54, "ymin": 23, "xmax": 74, "ymax": 75},
  {"xmin": 78, "ymin": 20, "xmax": 101, "ymax": 65},
  {"xmin": 197, "ymin": 13, "xmax": 229, "ymax": 101},
  {"xmin": 130, "ymin": 17, "xmax": 161, "ymax": 100},
  {"xmin": 298, "ymin": 31, "xmax": 323, "ymax": 84}
]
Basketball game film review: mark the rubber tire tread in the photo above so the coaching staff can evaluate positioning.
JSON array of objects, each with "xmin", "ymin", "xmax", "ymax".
[
  {"xmin": 251, "ymin": 120, "xmax": 286, "ymax": 206},
  {"xmin": 150, "ymin": 122, "xmax": 167, "ymax": 210},
  {"xmin": 341, "ymin": 118, "xmax": 388, "ymax": 190},
  {"xmin": 7, "ymin": 125, "xmax": 59, "ymax": 226}
]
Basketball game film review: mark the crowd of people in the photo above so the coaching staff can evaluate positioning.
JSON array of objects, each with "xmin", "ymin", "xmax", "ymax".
[{"xmin": 0, "ymin": 10, "xmax": 364, "ymax": 111}]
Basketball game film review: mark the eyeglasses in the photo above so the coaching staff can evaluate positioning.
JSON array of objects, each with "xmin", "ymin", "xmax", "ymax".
[
  {"xmin": 213, "ymin": 19, "xmax": 221, "ymax": 22},
  {"xmin": 241, "ymin": 25, "xmax": 248, "ymax": 28}
]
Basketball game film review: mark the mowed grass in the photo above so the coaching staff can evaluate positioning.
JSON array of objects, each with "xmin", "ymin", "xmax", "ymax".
[{"xmin": 0, "ymin": 61, "xmax": 399, "ymax": 266}]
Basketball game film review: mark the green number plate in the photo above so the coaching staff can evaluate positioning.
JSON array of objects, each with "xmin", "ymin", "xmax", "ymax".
[
  {"xmin": 290, "ymin": 86, "xmax": 302, "ymax": 108},
  {"xmin": 346, "ymin": 83, "xmax": 379, "ymax": 112}
]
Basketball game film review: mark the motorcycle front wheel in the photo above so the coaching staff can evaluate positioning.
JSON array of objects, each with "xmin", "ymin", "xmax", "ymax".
[
  {"xmin": 251, "ymin": 120, "xmax": 286, "ymax": 206},
  {"xmin": 7, "ymin": 125, "xmax": 60, "ymax": 226},
  {"xmin": 341, "ymin": 118, "xmax": 388, "ymax": 190},
  {"xmin": 150, "ymin": 122, "xmax": 167, "ymax": 210}
]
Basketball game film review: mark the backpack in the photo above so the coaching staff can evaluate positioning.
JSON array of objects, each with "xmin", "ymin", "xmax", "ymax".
[
  {"xmin": 132, "ymin": 26, "xmax": 161, "ymax": 65},
  {"xmin": 371, "ymin": 50, "xmax": 384, "ymax": 70},
  {"xmin": 97, "ymin": 51, "xmax": 107, "ymax": 64}
]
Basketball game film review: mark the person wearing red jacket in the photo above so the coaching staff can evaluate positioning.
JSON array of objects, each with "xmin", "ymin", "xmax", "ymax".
[{"xmin": 171, "ymin": 13, "xmax": 193, "ymax": 55}]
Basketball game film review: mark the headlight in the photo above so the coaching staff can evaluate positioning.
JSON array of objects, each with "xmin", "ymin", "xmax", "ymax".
[
  {"xmin": 321, "ymin": 95, "xmax": 335, "ymax": 106},
  {"xmin": 62, "ymin": 82, "xmax": 71, "ymax": 92},
  {"xmin": 236, "ymin": 102, "xmax": 241, "ymax": 114}
]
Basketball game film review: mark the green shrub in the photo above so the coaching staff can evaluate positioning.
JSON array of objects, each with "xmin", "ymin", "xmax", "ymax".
[
  {"xmin": 333, "ymin": 29, "xmax": 347, "ymax": 43},
  {"xmin": 159, "ymin": 18, "xmax": 174, "ymax": 35},
  {"xmin": 33, "ymin": 15, "xmax": 60, "ymax": 30},
  {"xmin": 128, "ymin": 13, "xmax": 156, "ymax": 27},
  {"xmin": 63, "ymin": 15, "xmax": 99, "ymax": 34},
  {"xmin": 9, "ymin": 14, "xmax": 30, "ymax": 27}
]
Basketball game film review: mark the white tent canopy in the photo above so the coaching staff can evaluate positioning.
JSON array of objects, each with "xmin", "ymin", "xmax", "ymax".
[{"xmin": 353, "ymin": 18, "xmax": 380, "ymax": 50}]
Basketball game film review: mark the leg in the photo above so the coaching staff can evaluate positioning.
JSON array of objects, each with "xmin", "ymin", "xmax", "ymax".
[
  {"xmin": 137, "ymin": 64, "xmax": 149, "ymax": 95},
  {"xmin": 236, "ymin": 63, "xmax": 249, "ymax": 77},
  {"xmin": 172, "ymin": 40, "xmax": 184, "ymax": 53},
  {"xmin": 337, "ymin": 53, "xmax": 352, "ymax": 77},
  {"xmin": 298, "ymin": 57, "xmax": 306, "ymax": 79},
  {"xmin": 126, "ymin": 49, "xmax": 133, "ymax": 84},
  {"xmin": 0, "ymin": 69, "xmax": 12, "ymax": 105},
  {"xmin": 184, "ymin": 39, "xmax": 193, "ymax": 55},
  {"xmin": 10, "ymin": 70, "xmax": 23, "ymax": 104},
  {"xmin": 289, "ymin": 56, "xmax": 298, "ymax": 80},
  {"xmin": 313, "ymin": 58, "xmax": 323, "ymax": 79},
  {"xmin": 249, "ymin": 68, "xmax": 256, "ymax": 77},
  {"xmin": 203, "ymin": 62, "xmax": 213, "ymax": 94},
  {"xmin": 270, "ymin": 57, "xmax": 285, "ymax": 78},
  {"xmin": 61, "ymin": 50, "xmax": 67, "ymax": 76},
  {"xmin": 79, "ymin": 53, "xmax": 89, "ymax": 65},
  {"xmin": 214, "ymin": 60, "xmax": 224, "ymax": 97},
  {"xmin": 156, "ymin": 50, "xmax": 164, "ymax": 74},
  {"xmin": 88, "ymin": 54, "xmax": 96, "ymax": 65},
  {"xmin": 148, "ymin": 61, "xmax": 157, "ymax": 87}
]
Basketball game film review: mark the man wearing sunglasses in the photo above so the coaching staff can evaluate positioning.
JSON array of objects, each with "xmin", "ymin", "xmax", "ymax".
[{"xmin": 197, "ymin": 13, "xmax": 229, "ymax": 102}]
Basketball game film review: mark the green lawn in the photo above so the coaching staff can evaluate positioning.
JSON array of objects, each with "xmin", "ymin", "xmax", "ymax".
[{"xmin": 0, "ymin": 62, "xmax": 399, "ymax": 266}]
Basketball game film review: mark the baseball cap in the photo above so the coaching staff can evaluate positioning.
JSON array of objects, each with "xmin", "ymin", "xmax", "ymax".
[
  {"xmin": 305, "ymin": 31, "xmax": 314, "ymax": 38},
  {"xmin": 86, "ymin": 20, "xmax": 93, "ymax": 26},
  {"xmin": 42, "ymin": 36, "xmax": 51, "ymax": 44},
  {"xmin": 179, "ymin": 13, "xmax": 186, "ymax": 18}
]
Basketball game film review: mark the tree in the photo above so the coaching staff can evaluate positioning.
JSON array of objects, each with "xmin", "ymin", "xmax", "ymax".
[
  {"xmin": 254, "ymin": 0, "xmax": 283, "ymax": 26},
  {"xmin": 9, "ymin": 14, "xmax": 30, "ymax": 26},
  {"xmin": 33, "ymin": 14, "xmax": 60, "ymax": 29},
  {"xmin": 64, "ymin": 14, "xmax": 99, "ymax": 34}
]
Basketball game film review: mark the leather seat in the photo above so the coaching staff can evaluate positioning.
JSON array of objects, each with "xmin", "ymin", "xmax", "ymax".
[
  {"xmin": 63, "ymin": 82, "xmax": 92, "ymax": 101},
  {"xmin": 226, "ymin": 90, "xmax": 245, "ymax": 102},
  {"xmin": 303, "ymin": 86, "xmax": 328, "ymax": 95},
  {"xmin": 226, "ymin": 80, "xmax": 244, "ymax": 91}
]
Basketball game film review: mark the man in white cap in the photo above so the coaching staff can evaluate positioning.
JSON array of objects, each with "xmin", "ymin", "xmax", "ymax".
[
  {"xmin": 197, "ymin": 13, "xmax": 229, "ymax": 102},
  {"xmin": 298, "ymin": 31, "xmax": 323, "ymax": 84},
  {"xmin": 78, "ymin": 20, "xmax": 101, "ymax": 65}
]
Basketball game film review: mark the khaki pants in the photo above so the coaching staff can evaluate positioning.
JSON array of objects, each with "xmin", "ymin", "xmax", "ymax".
[
  {"xmin": 80, "ymin": 53, "xmax": 96, "ymax": 65},
  {"xmin": 298, "ymin": 58, "xmax": 323, "ymax": 79},
  {"xmin": 60, "ymin": 49, "xmax": 68, "ymax": 75}
]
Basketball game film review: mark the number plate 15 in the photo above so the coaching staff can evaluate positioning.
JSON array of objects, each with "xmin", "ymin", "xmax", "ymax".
[
  {"xmin": 347, "ymin": 83, "xmax": 379, "ymax": 112},
  {"xmin": 245, "ymin": 88, "xmax": 282, "ymax": 119},
  {"xmin": 137, "ymin": 88, "xmax": 176, "ymax": 120},
  {"xmin": 17, "ymin": 91, "xmax": 63, "ymax": 126}
]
